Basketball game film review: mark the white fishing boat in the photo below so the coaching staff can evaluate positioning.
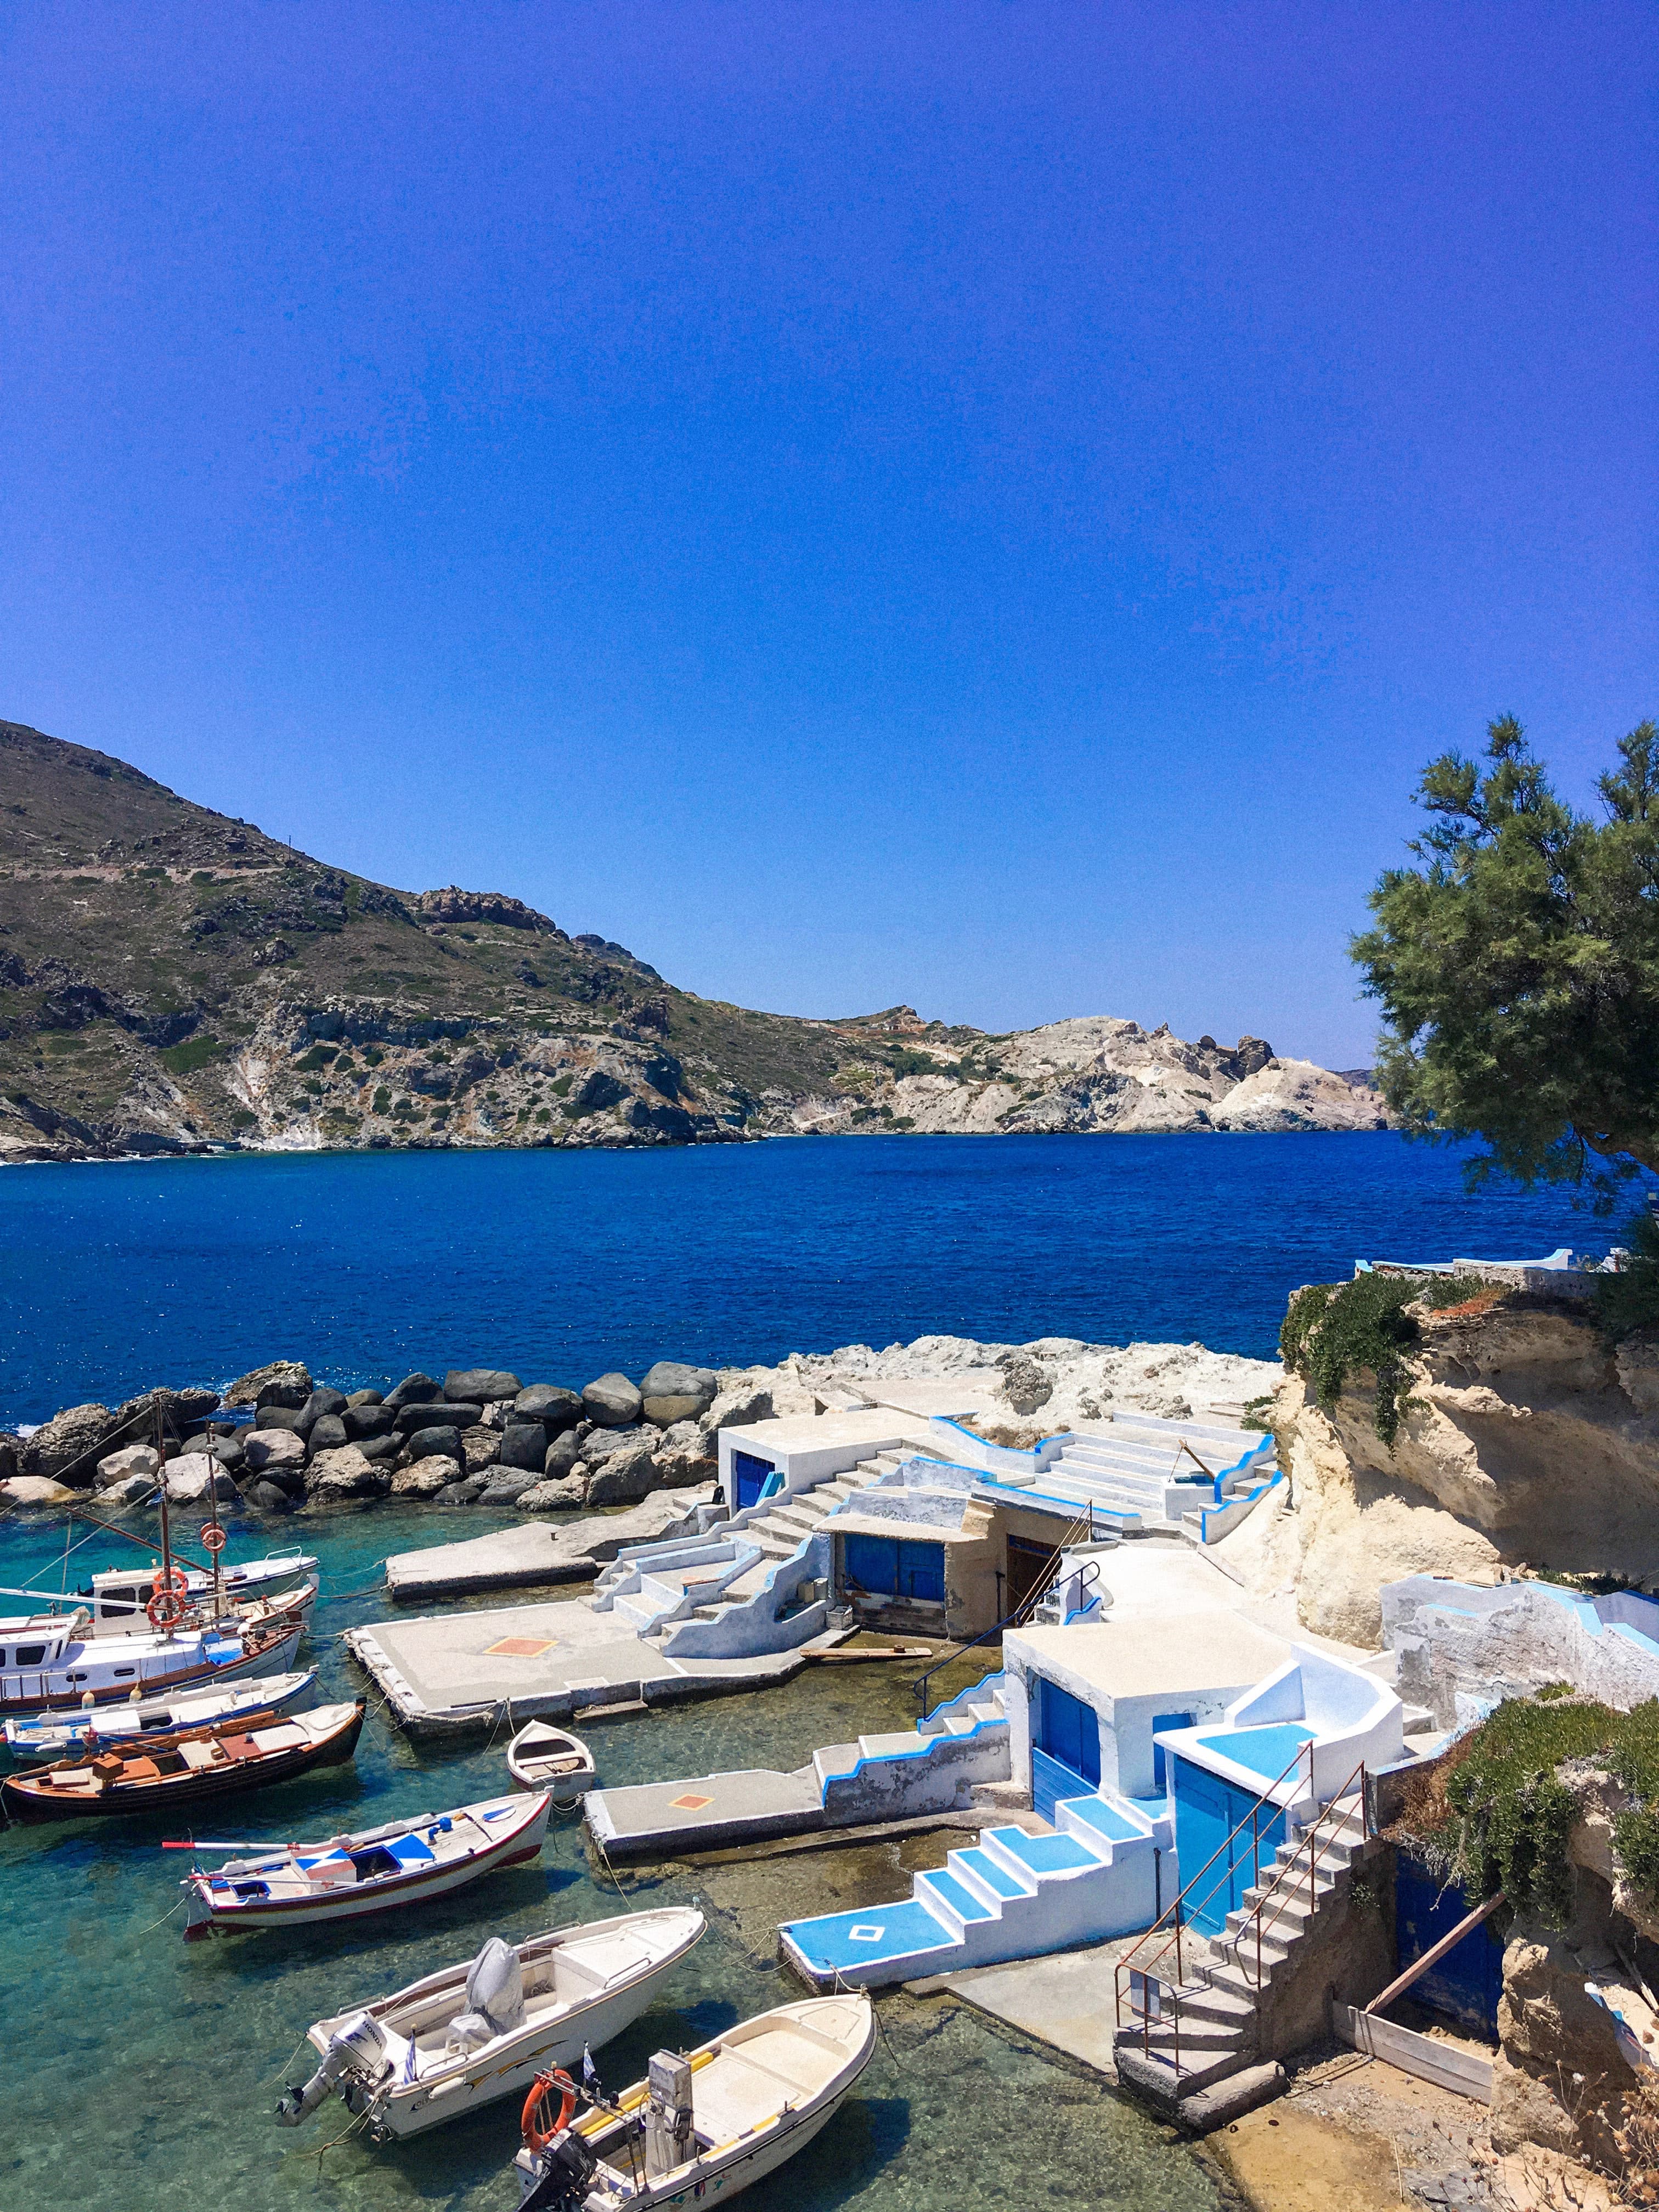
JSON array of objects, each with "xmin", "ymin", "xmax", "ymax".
[
  {"xmin": 276, "ymin": 1906, "xmax": 705, "ymax": 2140},
  {"xmin": 3, "ymin": 1669, "xmax": 317, "ymax": 1756},
  {"xmin": 80, "ymin": 1549, "xmax": 318, "ymax": 1629},
  {"xmin": 181, "ymin": 1788, "xmax": 552, "ymax": 1936},
  {"xmin": 512, "ymin": 1993, "xmax": 875, "ymax": 2211},
  {"xmin": 507, "ymin": 1723, "xmax": 596, "ymax": 1803},
  {"xmin": 0, "ymin": 1609, "xmax": 304, "ymax": 1718}
]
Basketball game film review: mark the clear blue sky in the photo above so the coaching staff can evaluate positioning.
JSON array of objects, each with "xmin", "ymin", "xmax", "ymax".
[{"xmin": 1, "ymin": 4, "xmax": 1652, "ymax": 1066}]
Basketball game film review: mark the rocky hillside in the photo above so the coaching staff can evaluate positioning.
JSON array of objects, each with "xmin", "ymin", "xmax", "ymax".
[
  {"xmin": 1215, "ymin": 1277, "xmax": 1659, "ymax": 1645},
  {"xmin": 0, "ymin": 720, "xmax": 1389, "ymax": 1163}
]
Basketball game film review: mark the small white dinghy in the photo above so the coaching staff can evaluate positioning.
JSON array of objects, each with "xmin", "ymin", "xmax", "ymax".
[
  {"xmin": 507, "ymin": 1722, "xmax": 596, "ymax": 1803},
  {"xmin": 3, "ymin": 1669, "xmax": 315, "ymax": 1757},
  {"xmin": 512, "ymin": 1993, "xmax": 875, "ymax": 2212},
  {"xmin": 275, "ymin": 1906, "xmax": 705, "ymax": 2141},
  {"xmin": 180, "ymin": 1789, "xmax": 552, "ymax": 1935}
]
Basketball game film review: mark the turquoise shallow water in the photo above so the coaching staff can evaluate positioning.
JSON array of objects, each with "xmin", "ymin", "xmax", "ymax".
[
  {"xmin": 0, "ymin": 1130, "xmax": 1611, "ymax": 1425},
  {"xmin": 0, "ymin": 1508, "xmax": 1220, "ymax": 2212}
]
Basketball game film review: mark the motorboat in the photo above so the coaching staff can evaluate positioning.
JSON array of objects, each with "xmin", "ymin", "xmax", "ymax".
[
  {"xmin": 512, "ymin": 1993, "xmax": 876, "ymax": 2211},
  {"xmin": 80, "ymin": 1549, "xmax": 318, "ymax": 1630},
  {"xmin": 3, "ymin": 1668, "xmax": 316, "ymax": 1756},
  {"xmin": 0, "ymin": 1610, "xmax": 304, "ymax": 1718},
  {"xmin": 276, "ymin": 1906, "xmax": 705, "ymax": 2140},
  {"xmin": 506, "ymin": 1723, "xmax": 596, "ymax": 1803},
  {"xmin": 1, "ymin": 1700, "xmax": 363, "ymax": 1823},
  {"xmin": 181, "ymin": 1788, "xmax": 552, "ymax": 1937}
]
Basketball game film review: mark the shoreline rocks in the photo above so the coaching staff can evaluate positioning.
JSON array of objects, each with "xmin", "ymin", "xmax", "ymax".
[{"xmin": 0, "ymin": 1330, "xmax": 1283, "ymax": 1523}]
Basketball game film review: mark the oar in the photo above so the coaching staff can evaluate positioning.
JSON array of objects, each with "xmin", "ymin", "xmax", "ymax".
[{"xmin": 161, "ymin": 1838, "xmax": 291, "ymax": 1852}]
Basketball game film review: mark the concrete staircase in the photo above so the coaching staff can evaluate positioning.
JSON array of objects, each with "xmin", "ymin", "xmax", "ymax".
[
  {"xmin": 1116, "ymin": 1795, "xmax": 1375, "ymax": 2102},
  {"xmin": 780, "ymin": 1784, "xmax": 1167, "ymax": 1989},
  {"xmin": 589, "ymin": 1448, "xmax": 913, "ymax": 1655},
  {"xmin": 815, "ymin": 1674, "xmax": 1008, "ymax": 1819},
  {"xmin": 1007, "ymin": 1412, "xmax": 1273, "ymax": 1531}
]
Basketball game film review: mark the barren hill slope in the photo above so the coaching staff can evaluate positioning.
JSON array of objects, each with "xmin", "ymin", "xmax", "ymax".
[{"xmin": 0, "ymin": 720, "xmax": 1386, "ymax": 1162}]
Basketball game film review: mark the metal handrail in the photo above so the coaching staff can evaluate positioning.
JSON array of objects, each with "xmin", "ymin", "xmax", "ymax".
[
  {"xmin": 1227, "ymin": 1757, "xmax": 1370, "ymax": 1992},
  {"xmin": 1114, "ymin": 1736, "xmax": 1316, "ymax": 2069},
  {"xmin": 911, "ymin": 1508, "xmax": 1099, "ymax": 1716}
]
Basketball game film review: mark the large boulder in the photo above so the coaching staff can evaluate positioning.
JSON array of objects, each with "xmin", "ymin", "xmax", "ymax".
[
  {"xmin": 255, "ymin": 1373, "xmax": 313, "ymax": 1413},
  {"xmin": 542, "ymin": 1430, "xmax": 584, "ymax": 1482},
  {"xmin": 0, "ymin": 1434, "xmax": 18, "ymax": 1483},
  {"xmin": 210, "ymin": 1433, "xmax": 246, "ymax": 1474},
  {"xmin": 395, "ymin": 1401, "xmax": 480, "ymax": 1436},
  {"xmin": 498, "ymin": 1423, "xmax": 551, "ymax": 1473},
  {"xmin": 244, "ymin": 1479, "xmax": 294, "ymax": 1514},
  {"xmin": 461, "ymin": 1425, "xmax": 500, "ymax": 1474},
  {"xmin": 514, "ymin": 1384, "xmax": 584, "ymax": 1433},
  {"xmin": 383, "ymin": 1372, "xmax": 444, "ymax": 1409},
  {"xmin": 251, "ymin": 1406, "xmax": 304, "ymax": 1433},
  {"xmin": 343, "ymin": 1388, "xmax": 383, "ymax": 1412},
  {"xmin": 224, "ymin": 1359, "xmax": 311, "ymax": 1409},
  {"xmin": 652, "ymin": 1420, "xmax": 717, "ymax": 1489},
  {"xmin": 296, "ymin": 1387, "xmax": 348, "ymax": 1434},
  {"xmin": 584, "ymin": 1440, "xmax": 657, "ymax": 1506},
  {"xmin": 2, "ymin": 1475, "xmax": 78, "ymax": 1506},
  {"xmin": 356, "ymin": 1433, "xmax": 403, "ymax": 1465},
  {"xmin": 165, "ymin": 1453, "xmax": 224, "ymax": 1506},
  {"xmin": 99, "ymin": 1470, "xmax": 162, "ymax": 1508},
  {"xmin": 114, "ymin": 1385, "xmax": 221, "ymax": 1429},
  {"xmin": 641, "ymin": 1362, "xmax": 718, "ymax": 1426},
  {"xmin": 445, "ymin": 1368, "xmax": 522, "ymax": 1403},
  {"xmin": 440, "ymin": 1476, "xmax": 489, "ymax": 1504},
  {"xmin": 342, "ymin": 1402, "xmax": 396, "ymax": 1442},
  {"xmin": 582, "ymin": 1373, "xmax": 642, "ymax": 1429},
  {"xmin": 515, "ymin": 1474, "xmax": 588, "ymax": 1511},
  {"xmin": 308, "ymin": 1414, "xmax": 349, "ymax": 1454},
  {"xmin": 243, "ymin": 1427, "xmax": 307, "ymax": 1474},
  {"xmin": 97, "ymin": 1442, "xmax": 160, "ymax": 1489},
  {"xmin": 307, "ymin": 1444, "xmax": 384, "ymax": 1498},
  {"xmin": 391, "ymin": 1455, "xmax": 458, "ymax": 1498},
  {"xmin": 405, "ymin": 1425, "xmax": 464, "ymax": 1465},
  {"xmin": 700, "ymin": 1384, "xmax": 773, "ymax": 1435},
  {"xmin": 476, "ymin": 1470, "xmax": 539, "ymax": 1505},
  {"xmin": 1000, "ymin": 1351, "xmax": 1054, "ymax": 1417},
  {"xmin": 22, "ymin": 1403, "xmax": 115, "ymax": 1485}
]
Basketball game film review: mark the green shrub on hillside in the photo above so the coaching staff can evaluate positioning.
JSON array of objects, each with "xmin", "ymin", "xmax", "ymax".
[
  {"xmin": 1280, "ymin": 1272, "xmax": 1505, "ymax": 1448},
  {"xmin": 160, "ymin": 1035, "xmax": 225, "ymax": 1077},
  {"xmin": 1595, "ymin": 1209, "xmax": 1659, "ymax": 1342}
]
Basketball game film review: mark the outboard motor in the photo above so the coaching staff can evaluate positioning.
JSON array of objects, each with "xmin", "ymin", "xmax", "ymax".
[
  {"xmin": 276, "ymin": 2011, "xmax": 391, "ymax": 2124},
  {"xmin": 517, "ymin": 2127, "xmax": 597, "ymax": 2212}
]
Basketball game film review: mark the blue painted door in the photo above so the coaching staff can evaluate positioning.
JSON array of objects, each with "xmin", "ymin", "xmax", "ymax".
[
  {"xmin": 1171, "ymin": 1756, "xmax": 1284, "ymax": 1936},
  {"xmin": 731, "ymin": 1451, "xmax": 774, "ymax": 1511},
  {"xmin": 1032, "ymin": 1678, "xmax": 1101, "ymax": 1822},
  {"xmin": 1395, "ymin": 1864, "xmax": 1503, "ymax": 2032},
  {"xmin": 842, "ymin": 1534, "xmax": 946, "ymax": 1603}
]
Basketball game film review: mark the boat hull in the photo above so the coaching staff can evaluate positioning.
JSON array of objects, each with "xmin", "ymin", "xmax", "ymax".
[
  {"xmin": 0, "ymin": 1706, "xmax": 363, "ymax": 1824},
  {"xmin": 369, "ymin": 1948, "xmax": 699, "ymax": 2138},
  {"xmin": 0, "ymin": 1622, "xmax": 305, "ymax": 1717},
  {"xmin": 2, "ymin": 1669, "xmax": 317, "ymax": 1758},
  {"xmin": 184, "ymin": 1792, "xmax": 552, "ymax": 1933}
]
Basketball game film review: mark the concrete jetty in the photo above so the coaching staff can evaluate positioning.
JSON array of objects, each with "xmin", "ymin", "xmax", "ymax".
[
  {"xmin": 346, "ymin": 1593, "xmax": 848, "ymax": 1737},
  {"xmin": 382, "ymin": 1486, "xmax": 716, "ymax": 1603}
]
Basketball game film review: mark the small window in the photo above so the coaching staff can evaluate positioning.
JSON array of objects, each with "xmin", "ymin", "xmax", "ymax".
[
  {"xmin": 0, "ymin": 1652, "xmax": 8, "ymax": 1668},
  {"xmin": 66, "ymin": 1672, "xmax": 87, "ymax": 1683},
  {"xmin": 114, "ymin": 1666, "xmax": 136, "ymax": 1678},
  {"xmin": 15, "ymin": 1645, "xmax": 46, "ymax": 1665}
]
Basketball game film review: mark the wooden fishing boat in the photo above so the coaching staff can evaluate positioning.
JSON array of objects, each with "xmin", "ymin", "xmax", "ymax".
[
  {"xmin": 512, "ymin": 1993, "xmax": 875, "ymax": 2211},
  {"xmin": 276, "ymin": 1906, "xmax": 705, "ymax": 2141},
  {"xmin": 3, "ymin": 1668, "xmax": 316, "ymax": 1756},
  {"xmin": 506, "ymin": 1723, "xmax": 595, "ymax": 1802},
  {"xmin": 0, "ymin": 1700, "xmax": 363, "ymax": 1824},
  {"xmin": 181, "ymin": 1788, "xmax": 552, "ymax": 1937},
  {"xmin": 80, "ymin": 1549, "xmax": 318, "ymax": 1630},
  {"xmin": 0, "ymin": 1609, "xmax": 304, "ymax": 1717}
]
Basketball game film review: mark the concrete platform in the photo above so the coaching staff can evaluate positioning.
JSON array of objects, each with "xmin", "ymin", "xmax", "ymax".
[
  {"xmin": 587, "ymin": 1763, "xmax": 827, "ymax": 1856},
  {"xmin": 347, "ymin": 1594, "xmax": 844, "ymax": 1737},
  {"xmin": 383, "ymin": 1486, "xmax": 716, "ymax": 1603},
  {"xmin": 906, "ymin": 1932, "xmax": 1148, "ymax": 2079}
]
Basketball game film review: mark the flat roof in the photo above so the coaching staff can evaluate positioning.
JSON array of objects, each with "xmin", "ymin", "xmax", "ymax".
[
  {"xmin": 1007, "ymin": 1612, "xmax": 1291, "ymax": 1701},
  {"xmin": 726, "ymin": 1409, "xmax": 943, "ymax": 1452}
]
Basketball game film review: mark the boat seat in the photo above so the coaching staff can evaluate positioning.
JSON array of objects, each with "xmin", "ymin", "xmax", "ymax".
[
  {"xmin": 121, "ymin": 1757, "xmax": 161, "ymax": 1782},
  {"xmin": 686, "ymin": 2051, "xmax": 797, "ymax": 2145},
  {"xmin": 178, "ymin": 1740, "xmax": 225, "ymax": 1771}
]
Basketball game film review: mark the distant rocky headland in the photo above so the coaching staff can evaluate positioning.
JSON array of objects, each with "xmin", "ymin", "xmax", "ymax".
[{"xmin": 0, "ymin": 719, "xmax": 1389, "ymax": 1164}]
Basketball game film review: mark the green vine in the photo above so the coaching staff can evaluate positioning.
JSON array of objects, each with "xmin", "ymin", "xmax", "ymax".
[
  {"xmin": 1392, "ymin": 1695, "xmax": 1659, "ymax": 1929},
  {"xmin": 1279, "ymin": 1272, "xmax": 1505, "ymax": 1449}
]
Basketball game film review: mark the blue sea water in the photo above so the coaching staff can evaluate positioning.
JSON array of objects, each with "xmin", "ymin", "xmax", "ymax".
[{"xmin": 0, "ymin": 1131, "xmax": 1612, "ymax": 1427}]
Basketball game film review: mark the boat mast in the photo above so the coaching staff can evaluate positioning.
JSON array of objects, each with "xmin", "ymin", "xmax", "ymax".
[{"xmin": 155, "ymin": 1403, "xmax": 176, "ymax": 1641}]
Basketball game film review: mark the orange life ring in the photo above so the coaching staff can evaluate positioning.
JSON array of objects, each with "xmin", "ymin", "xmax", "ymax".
[
  {"xmin": 522, "ymin": 2068, "xmax": 576, "ymax": 2152},
  {"xmin": 148, "ymin": 1566, "xmax": 190, "ymax": 1629}
]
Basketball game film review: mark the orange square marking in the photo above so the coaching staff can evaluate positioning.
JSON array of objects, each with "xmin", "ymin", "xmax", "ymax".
[
  {"xmin": 484, "ymin": 1637, "xmax": 557, "ymax": 1658},
  {"xmin": 668, "ymin": 1792, "xmax": 714, "ymax": 1811}
]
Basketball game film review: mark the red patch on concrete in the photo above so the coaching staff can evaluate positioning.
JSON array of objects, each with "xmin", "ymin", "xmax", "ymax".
[
  {"xmin": 484, "ymin": 1637, "xmax": 557, "ymax": 1657},
  {"xmin": 668, "ymin": 1792, "xmax": 714, "ymax": 1810}
]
